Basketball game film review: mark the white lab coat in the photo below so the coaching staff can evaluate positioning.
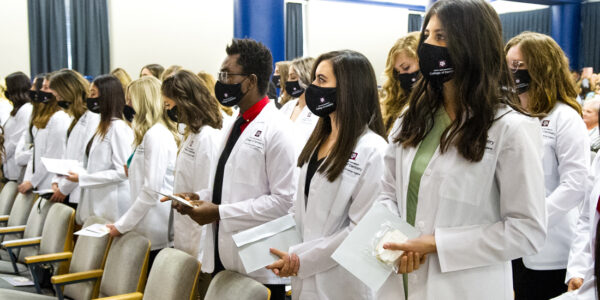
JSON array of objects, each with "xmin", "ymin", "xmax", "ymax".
[
  {"xmin": 0, "ymin": 99, "xmax": 13, "ymax": 126},
  {"xmin": 376, "ymin": 106, "xmax": 547, "ymax": 300},
  {"xmin": 23, "ymin": 110, "xmax": 71, "ymax": 190},
  {"xmin": 173, "ymin": 126, "xmax": 222, "ymax": 268},
  {"xmin": 78, "ymin": 119, "xmax": 133, "ymax": 224},
  {"xmin": 280, "ymin": 99, "xmax": 319, "ymax": 152},
  {"xmin": 289, "ymin": 129, "xmax": 387, "ymax": 300},
  {"xmin": 51, "ymin": 110, "xmax": 100, "ymax": 204},
  {"xmin": 114, "ymin": 123, "xmax": 176, "ymax": 250},
  {"xmin": 3, "ymin": 103, "xmax": 32, "ymax": 180},
  {"xmin": 196, "ymin": 102, "xmax": 298, "ymax": 284},
  {"xmin": 524, "ymin": 102, "xmax": 589, "ymax": 270}
]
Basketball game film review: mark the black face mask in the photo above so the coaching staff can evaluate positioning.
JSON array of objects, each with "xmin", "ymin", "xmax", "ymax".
[
  {"xmin": 272, "ymin": 75, "xmax": 281, "ymax": 88},
  {"xmin": 305, "ymin": 84, "xmax": 337, "ymax": 118},
  {"xmin": 167, "ymin": 105, "xmax": 178, "ymax": 122},
  {"xmin": 28, "ymin": 90, "xmax": 52, "ymax": 104},
  {"xmin": 513, "ymin": 69, "xmax": 531, "ymax": 95},
  {"xmin": 418, "ymin": 43, "xmax": 454, "ymax": 91},
  {"xmin": 123, "ymin": 105, "xmax": 135, "ymax": 122},
  {"xmin": 214, "ymin": 79, "xmax": 247, "ymax": 107},
  {"xmin": 57, "ymin": 101, "xmax": 71, "ymax": 109},
  {"xmin": 86, "ymin": 97, "xmax": 100, "ymax": 113},
  {"xmin": 285, "ymin": 80, "xmax": 305, "ymax": 98},
  {"xmin": 394, "ymin": 70, "xmax": 420, "ymax": 92}
]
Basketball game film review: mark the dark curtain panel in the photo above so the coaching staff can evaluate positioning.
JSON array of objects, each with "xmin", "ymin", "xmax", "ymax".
[
  {"xmin": 285, "ymin": 3, "xmax": 303, "ymax": 60},
  {"xmin": 408, "ymin": 14, "xmax": 423, "ymax": 32},
  {"xmin": 70, "ymin": 0, "xmax": 110, "ymax": 76},
  {"xmin": 579, "ymin": 2, "xmax": 600, "ymax": 71},
  {"xmin": 499, "ymin": 8, "xmax": 551, "ymax": 43},
  {"xmin": 28, "ymin": 0, "xmax": 69, "ymax": 76}
]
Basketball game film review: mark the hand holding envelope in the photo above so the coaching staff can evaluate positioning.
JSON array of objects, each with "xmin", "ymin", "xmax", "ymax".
[
  {"xmin": 266, "ymin": 248, "xmax": 300, "ymax": 277},
  {"xmin": 160, "ymin": 192, "xmax": 219, "ymax": 225}
]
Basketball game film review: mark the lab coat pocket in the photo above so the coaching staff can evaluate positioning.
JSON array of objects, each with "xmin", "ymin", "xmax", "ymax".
[
  {"xmin": 439, "ymin": 153, "xmax": 495, "ymax": 206},
  {"xmin": 232, "ymin": 143, "xmax": 264, "ymax": 186}
]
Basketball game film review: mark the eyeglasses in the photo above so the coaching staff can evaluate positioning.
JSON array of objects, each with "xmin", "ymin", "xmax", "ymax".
[
  {"xmin": 218, "ymin": 71, "xmax": 248, "ymax": 83},
  {"xmin": 509, "ymin": 60, "xmax": 524, "ymax": 73}
]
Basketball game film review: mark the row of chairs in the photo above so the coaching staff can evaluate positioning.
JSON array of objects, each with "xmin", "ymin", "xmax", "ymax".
[{"xmin": 0, "ymin": 182, "xmax": 272, "ymax": 300}]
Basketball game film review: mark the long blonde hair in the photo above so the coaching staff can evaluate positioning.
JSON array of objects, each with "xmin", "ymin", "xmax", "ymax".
[
  {"xmin": 111, "ymin": 68, "xmax": 132, "ymax": 92},
  {"xmin": 128, "ymin": 76, "xmax": 179, "ymax": 147},
  {"xmin": 381, "ymin": 32, "xmax": 420, "ymax": 134},
  {"xmin": 33, "ymin": 74, "xmax": 61, "ymax": 129},
  {"xmin": 276, "ymin": 61, "xmax": 292, "ymax": 106},
  {"xmin": 505, "ymin": 32, "xmax": 581, "ymax": 115}
]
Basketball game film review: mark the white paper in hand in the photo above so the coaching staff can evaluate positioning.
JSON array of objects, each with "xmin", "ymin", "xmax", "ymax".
[
  {"xmin": 41, "ymin": 157, "xmax": 86, "ymax": 176},
  {"xmin": 154, "ymin": 191, "xmax": 193, "ymax": 207},
  {"xmin": 331, "ymin": 202, "xmax": 420, "ymax": 292},
  {"xmin": 75, "ymin": 223, "xmax": 110, "ymax": 238},
  {"xmin": 232, "ymin": 214, "xmax": 301, "ymax": 274}
]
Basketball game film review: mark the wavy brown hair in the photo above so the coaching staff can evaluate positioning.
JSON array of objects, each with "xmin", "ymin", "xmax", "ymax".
[
  {"xmin": 32, "ymin": 73, "xmax": 61, "ymax": 129},
  {"xmin": 381, "ymin": 32, "xmax": 420, "ymax": 134},
  {"xmin": 276, "ymin": 61, "xmax": 292, "ymax": 106},
  {"xmin": 49, "ymin": 69, "xmax": 89, "ymax": 133},
  {"xmin": 140, "ymin": 64, "xmax": 164, "ymax": 79},
  {"xmin": 5, "ymin": 72, "xmax": 31, "ymax": 116},
  {"xmin": 394, "ymin": 0, "xmax": 522, "ymax": 162},
  {"xmin": 505, "ymin": 32, "xmax": 581, "ymax": 116},
  {"xmin": 298, "ymin": 50, "xmax": 385, "ymax": 182},
  {"xmin": 162, "ymin": 70, "xmax": 223, "ymax": 137}
]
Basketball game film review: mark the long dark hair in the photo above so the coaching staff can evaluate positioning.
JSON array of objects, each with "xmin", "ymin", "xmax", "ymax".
[
  {"xmin": 92, "ymin": 75, "xmax": 127, "ymax": 138},
  {"xmin": 394, "ymin": 0, "xmax": 521, "ymax": 162},
  {"xmin": 297, "ymin": 50, "xmax": 385, "ymax": 182},
  {"xmin": 5, "ymin": 72, "xmax": 31, "ymax": 117},
  {"xmin": 161, "ymin": 70, "xmax": 222, "ymax": 135}
]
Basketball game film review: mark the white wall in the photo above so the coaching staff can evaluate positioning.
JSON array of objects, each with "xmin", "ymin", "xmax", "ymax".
[
  {"xmin": 305, "ymin": 0, "xmax": 409, "ymax": 85},
  {"xmin": 108, "ymin": 0, "xmax": 234, "ymax": 79},
  {"xmin": 0, "ymin": 0, "xmax": 30, "ymax": 78}
]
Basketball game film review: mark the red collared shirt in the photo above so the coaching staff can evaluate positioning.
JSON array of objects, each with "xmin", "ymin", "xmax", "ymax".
[{"xmin": 239, "ymin": 96, "xmax": 270, "ymax": 133}]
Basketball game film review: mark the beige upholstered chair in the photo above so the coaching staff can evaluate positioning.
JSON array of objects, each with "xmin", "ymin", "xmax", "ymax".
[
  {"xmin": 0, "ymin": 198, "xmax": 53, "ymax": 273},
  {"xmin": 0, "ymin": 192, "xmax": 36, "ymax": 246},
  {"xmin": 204, "ymin": 270, "xmax": 271, "ymax": 300},
  {"xmin": 0, "ymin": 182, "xmax": 19, "ymax": 218},
  {"xmin": 94, "ymin": 248, "xmax": 201, "ymax": 300},
  {"xmin": 0, "ymin": 216, "xmax": 112, "ymax": 300}
]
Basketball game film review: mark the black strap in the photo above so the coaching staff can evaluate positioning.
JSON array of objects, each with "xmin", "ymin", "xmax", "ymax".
[{"xmin": 212, "ymin": 116, "xmax": 245, "ymax": 274}]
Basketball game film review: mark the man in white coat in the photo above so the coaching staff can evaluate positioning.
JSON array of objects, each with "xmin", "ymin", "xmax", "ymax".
[{"xmin": 173, "ymin": 38, "xmax": 297, "ymax": 300}]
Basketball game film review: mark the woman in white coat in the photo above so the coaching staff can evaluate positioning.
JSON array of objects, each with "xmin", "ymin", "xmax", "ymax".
[
  {"xmin": 66, "ymin": 75, "xmax": 133, "ymax": 224},
  {"xmin": 48, "ymin": 70, "xmax": 100, "ymax": 210},
  {"xmin": 375, "ymin": 1, "xmax": 547, "ymax": 299},
  {"xmin": 266, "ymin": 50, "xmax": 388, "ymax": 300},
  {"xmin": 3, "ymin": 72, "xmax": 33, "ymax": 183},
  {"xmin": 160, "ymin": 70, "xmax": 223, "ymax": 298},
  {"xmin": 106, "ymin": 76, "xmax": 178, "ymax": 271},
  {"xmin": 17, "ymin": 74, "xmax": 71, "ymax": 195},
  {"xmin": 279, "ymin": 57, "xmax": 320, "ymax": 151},
  {"xmin": 506, "ymin": 33, "xmax": 590, "ymax": 299}
]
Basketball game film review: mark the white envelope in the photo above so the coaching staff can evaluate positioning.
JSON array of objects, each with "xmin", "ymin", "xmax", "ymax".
[
  {"xmin": 41, "ymin": 157, "xmax": 86, "ymax": 176},
  {"xmin": 331, "ymin": 202, "xmax": 421, "ymax": 293},
  {"xmin": 75, "ymin": 223, "xmax": 110, "ymax": 238},
  {"xmin": 232, "ymin": 214, "xmax": 301, "ymax": 274}
]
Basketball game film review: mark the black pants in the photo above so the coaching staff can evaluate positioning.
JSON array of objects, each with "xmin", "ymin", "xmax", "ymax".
[
  {"xmin": 512, "ymin": 258, "xmax": 567, "ymax": 300},
  {"xmin": 264, "ymin": 284, "xmax": 286, "ymax": 300},
  {"xmin": 147, "ymin": 249, "xmax": 162, "ymax": 277}
]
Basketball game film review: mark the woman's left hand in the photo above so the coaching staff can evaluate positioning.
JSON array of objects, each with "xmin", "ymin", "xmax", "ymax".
[
  {"xmin": 66, "ymin": 171, "xmax": 79, "ymax": 182},
  {"xmin": 265, "ymin": 248, "xmax": 300, "ymax": 277},
  {"xmin": 106, "ymin": 224, "xmax": 122, "ymax": 237},
  {"xmin": 384, "ymin": 234, "xmax": 436, "ymax": 274}
]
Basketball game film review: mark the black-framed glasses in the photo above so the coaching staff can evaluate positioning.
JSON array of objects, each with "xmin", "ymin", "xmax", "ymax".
[
  {"xmin": 218, "ymin": 71, "xmax": 248, "ymax": 83},
  {"xmin": 509, "ymin": 60, "xmax": 524, "ymax": 73}
]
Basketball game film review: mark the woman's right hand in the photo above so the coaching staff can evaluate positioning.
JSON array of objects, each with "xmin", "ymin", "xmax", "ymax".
[{"xmin": 18, "ymin": 181, "xmax": 33, "ymax": 194}]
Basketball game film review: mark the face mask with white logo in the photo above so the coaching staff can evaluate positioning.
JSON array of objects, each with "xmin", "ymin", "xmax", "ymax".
[
  {"xmin": 285, "ymin": 80, "xmax": 305, "ymax": 98},
  {"xmin": 305, "ymin": 84, "xmax": 337, "ymax": 118},
  {"xmin": 418, "ymin": 43, "xmax": 454, "ymax": 91}
]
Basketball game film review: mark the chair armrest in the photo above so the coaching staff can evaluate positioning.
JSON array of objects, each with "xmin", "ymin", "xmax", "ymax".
[
  {"xmin": 51, "ymin": 269, "xmax": 104, "ymax": 285},
  {"xmin": 0, "ymin": 215, "xmax": 9, "ymax": 222},
  {"xmin": 0, "ymin": 225, "xmax": 26, "ymax": 234},
  {"xmin": 2, "ymin": 237, "xmax": 41, "ymax": 248},
  {"xmin": 25, "ymin": 252, "xmax": 72, "ymax": 265},
  {"xmin": 94, "ymin": 292, "xmax": 144, "ymax": 300}
]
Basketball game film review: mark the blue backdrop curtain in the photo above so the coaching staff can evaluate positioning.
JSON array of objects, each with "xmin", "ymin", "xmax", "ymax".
[
  {"xmin": 285, "ymin": 2, "xmax": 303, "ymax": 60},
  {"xmin": 28, "ymin": 0, "xmax": 69, "ymax": 76},
  {"xmin": 408, "ymin": 14, "xmax": 423, "ymax": 32},
  {"xmin": 70, "ymin": 0, "xmax": 110, "ymax": 76},
  {"xmin": 498, "ymin": 8, "xmax": 551, "ymax": 43},
  {"xmin": 579, "ymin": 1, "xmax": 600, "ymax": 71}
]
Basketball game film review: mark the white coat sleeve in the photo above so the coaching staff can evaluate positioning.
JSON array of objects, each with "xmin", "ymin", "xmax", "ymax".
[
  {"xmin": 566, "ymin": 174, "xmax": 595, "ymax": 283},
  {"xmin": 435, "ymin": 118, "xmax": 547, "ymax": 273},
  {"xmin": 546, "ymin": 114, "xmax": 589, "ymax": 227},
  {"xmin": 289, "ymin": 147, "xmax": 385, "ymax": 279},
  {"xmin": 79, "ymin": 127, "xmax": 133, "ymax": 188},
  {"xmin": 5, "ymin": 105, "xmax": 32, "ymax": 160},
  {"xmin": 114, "ymin": 131, "xmax": 171, "ymax": 233},
  {"xmin": 15, "ymin": 131, "xmax": 32, "ymax": 167},
  {"xmin": 218, "ymin": 128, "xmax": 298, "ymax": 233},
  {"xmin": 377, "ymin": 143, "xmax": 401, "ymax": 216},
  {"xmin": 29, "ymin": 115, "xmax": 69, "ymax": 188}
]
